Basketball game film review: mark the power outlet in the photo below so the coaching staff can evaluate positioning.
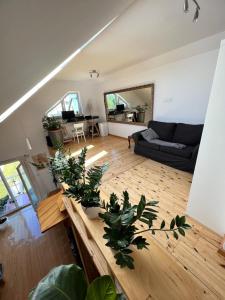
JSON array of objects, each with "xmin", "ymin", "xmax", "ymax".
[{"xmin": 163, "ymin": 98, "xmax": 173, "ymax": 103}]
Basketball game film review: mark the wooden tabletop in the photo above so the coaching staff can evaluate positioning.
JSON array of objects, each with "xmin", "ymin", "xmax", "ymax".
[
  {"xmin": 64, "ymin": 194, "xmax": 214, "ymax": 300},
  {"xmin": 37, "ymin": 191, "xmax": 68, "ymax": 233}
]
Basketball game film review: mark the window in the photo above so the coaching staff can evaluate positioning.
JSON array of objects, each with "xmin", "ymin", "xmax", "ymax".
[
  {"xmin": 47, "ymin": 92, "xmax": 81, "ymax": 117},
  {"xmin": 105, "ymin": 93, "xmax": 128, "ymax": 111}
]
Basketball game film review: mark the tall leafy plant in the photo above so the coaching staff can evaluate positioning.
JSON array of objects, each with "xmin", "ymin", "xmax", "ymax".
[
  {"xmin": 29, "ymin": 264, "xmax": 124, "ymax": 300},
  {"xmin": 50, "ymin": 147, "xmax": 108, "ymax": 208},
  {"xmin": 42, "ymin": 116, "xmax": 61, "ymax": 131},
  {"xmin": 100, "ymin": 191, "xmax": 191, "ymax": 269}
]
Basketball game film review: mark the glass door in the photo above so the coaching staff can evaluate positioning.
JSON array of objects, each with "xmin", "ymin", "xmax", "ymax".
[
  {"xmin": 16, "ymin": 163, "xmax": 39, "ymax": 208},
  {"xmin": 0, "ymin": 160, "xmax": 38, "ymax": 217},
  {"xmin": 0, "ymin": 174, "xmax": 17, "ymax": 217}
]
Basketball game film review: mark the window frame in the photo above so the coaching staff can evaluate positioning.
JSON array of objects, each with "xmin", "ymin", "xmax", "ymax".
[{"xmin": 46, "ymin": 91, "xmax": 82, "ymax": 117}]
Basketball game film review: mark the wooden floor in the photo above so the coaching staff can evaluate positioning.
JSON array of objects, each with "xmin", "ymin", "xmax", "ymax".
[
  {"xmin": 65, "ymin": 135, "xmax": 225, "ymax": 299},
  {"xmin": 1, "ymin": 135, "xmax": 224, "ymax": 299},
  {"xmin": 0, "ymin": 206, "xmax": 74, "ymax": 300}
]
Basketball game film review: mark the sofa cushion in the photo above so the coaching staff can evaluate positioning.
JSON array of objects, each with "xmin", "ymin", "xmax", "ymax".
[
  {"xmin": 141, "ymin": 128, "xmax": 159, "ymax": 143},
  {"xmin": 148, "ymin": 121, "xmax": 176, "ymax": 142},
  {"xmin": 138, "ymin": 140, "xmax": 160, "ymax": 151},
  {"xmin": 160, "ymin": 145, "xmax": 194, "ymax": 158},
  {"xmin": 173, "ymin": 123, "xmax": 203, "ymax": 146},
  {"xmin": 149, "ymin": 139, "xmax": 186, "ymax": 149}
]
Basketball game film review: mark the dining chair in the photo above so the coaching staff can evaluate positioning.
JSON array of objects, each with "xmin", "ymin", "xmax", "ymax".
[{"xmin": 73, "ymin": 123, "xmax": 86, "ymax": 143}]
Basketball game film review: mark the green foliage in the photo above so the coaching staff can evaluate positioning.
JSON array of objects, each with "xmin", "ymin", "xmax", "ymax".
[
  {"xmin": 86, "ymin": 275, "xmax": 118, "ymax": 300},
  {"xmin": 0, "ymin": 195, "xmax": 9, "ymax": 211},
  {"xmin": 42, "ymin": 116, "xmax": 61, "ymax": 131},
  {"xmin": 29, "ymin": 264, "xmax": 122, "ymax": 300},
  {"xmin": 100, "ymin": 191, "xmax": 191, "ymax": 269},
  {"xmin": 50, "ymin": 147, "xmax": 108, "ymax": 208},
  {"xmin": 135, "ymin": 104, "xmax": 149, "ymax": 112}
]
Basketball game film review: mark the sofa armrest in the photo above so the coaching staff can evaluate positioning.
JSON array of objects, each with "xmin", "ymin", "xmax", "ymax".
[
  {"xmin": 132, "ymin": 130, "xmax": 146, "ymax": 143},
  {"xmin": 191, "ymin": 144, "xmax": 200, "ymax": 161}
]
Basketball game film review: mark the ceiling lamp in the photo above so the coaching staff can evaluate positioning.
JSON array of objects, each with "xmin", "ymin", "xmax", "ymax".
[
  {"xmin": 89, "ymin": 70, "xmax": 100, "ymax": 79},
  {"xmin": 183, "ymin": 0, "xmax": 200, "ymax": 22}
]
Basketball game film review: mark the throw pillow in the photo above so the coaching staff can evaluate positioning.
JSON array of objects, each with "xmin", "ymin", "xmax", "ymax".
[{"xmin": 141, "ymin": 128, "xmax": 159, "ymax": 143}]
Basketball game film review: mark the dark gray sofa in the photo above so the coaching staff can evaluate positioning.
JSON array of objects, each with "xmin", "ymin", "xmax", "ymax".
[{"xmin": 132, "ymin": 121, "xmax": 203, "ymax": 173}]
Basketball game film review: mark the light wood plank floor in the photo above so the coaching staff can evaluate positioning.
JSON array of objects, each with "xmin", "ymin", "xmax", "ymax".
[
  {"xmin": 66, "ymin": 135, "xmax": 225, "ymax": 299},
  {"xmin": 0, "ymin": 206, "xmax": 74, "ymax": 300}
]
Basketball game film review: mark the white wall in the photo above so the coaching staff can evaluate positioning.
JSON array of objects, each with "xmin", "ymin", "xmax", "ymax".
[
  {"xmin": 99, "ymin": 50, "xmax": 220, "ymax": 138},
  {"xmin": 0, "ymin": 79, "xmax": 101, "ymax": 162},
  {"xmin": 102, "ymin": 50, "xmax": 219, "ymax": 124},
  {"xmin": 0, "ymin": 78, "xmax": 102, "ymax": 198},
  {"xmin": 187, "ymin": 40, "xmax": 225, "ymax": 236},
  {"xmin": 96, "ymin": 33, "xmax": 225, "ymax": 138},
  {"xmin": 108, "ymin": 122, "xmax": 146, "ymax": 138}
]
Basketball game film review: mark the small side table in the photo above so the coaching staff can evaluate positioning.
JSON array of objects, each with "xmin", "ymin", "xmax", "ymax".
[{"xmin": 128, "ymin": 135, "xmax": 133, "ymax": 149}]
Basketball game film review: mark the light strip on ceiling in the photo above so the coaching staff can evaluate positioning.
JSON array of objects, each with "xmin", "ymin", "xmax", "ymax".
[{"xmin": 0, "ymin": 17, "xmax": 117, "ymax": 124}]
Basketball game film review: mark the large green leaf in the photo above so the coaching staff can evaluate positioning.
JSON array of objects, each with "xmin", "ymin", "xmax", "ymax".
[
  {"xmin": 86, "ymin": 275, "xmax": 117, "ymax": 300},
  {"xmin": 29, "ymin": 264, "xmax": 87, "ymax": 300}
]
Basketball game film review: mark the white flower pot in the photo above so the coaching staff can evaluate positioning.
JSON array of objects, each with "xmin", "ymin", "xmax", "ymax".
[
  {"xmin": 0, "ymin": 217, "xmax": 8, "ymax": 230},
  {"xmin": 81, "ymin": 206, "xmax": 101, "ymax": 219}
]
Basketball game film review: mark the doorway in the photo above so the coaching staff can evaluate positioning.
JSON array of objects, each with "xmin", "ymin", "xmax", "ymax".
[{"xmin": 0, "ymin": 160, "xmax": 38, "ymax": 217}]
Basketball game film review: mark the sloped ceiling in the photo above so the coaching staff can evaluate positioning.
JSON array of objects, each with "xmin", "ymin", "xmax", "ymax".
[
  {"xmin": 56, "ymin": 0, "xmax": 225, "ymax": 81},
  {"xmin": 0, "ymin": 0, "xmax": 134, "ymax": 116}
]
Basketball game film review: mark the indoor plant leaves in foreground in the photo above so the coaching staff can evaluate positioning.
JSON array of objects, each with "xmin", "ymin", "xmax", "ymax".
[{"xmin": 29, "ymin": 264, "xmax": 124, "ymax": 300}]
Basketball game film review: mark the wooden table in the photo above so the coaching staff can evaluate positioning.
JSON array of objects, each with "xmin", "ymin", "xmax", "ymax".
[
  {"xmin": 63, "ymin": 195, "xmax": 213, "ymax": 300},
  {"xmin": 37, "ymin": 191, "xmax": 68, "ymax": 233}
]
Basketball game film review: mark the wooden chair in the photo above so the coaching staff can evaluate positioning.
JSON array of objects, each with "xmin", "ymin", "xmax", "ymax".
[
  {"xmin": 87, "ymin": 119, "xmax": 100, "ymax": 139},
  {"xmin": 73, "ymin": 123, "xmax": 86, "ymax": 144}
]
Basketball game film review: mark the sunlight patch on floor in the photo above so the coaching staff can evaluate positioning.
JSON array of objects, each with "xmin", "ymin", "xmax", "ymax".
[
  {"xmin": 86, "ymin": 151, "xmax": 108, "ymax": 166},
  {"xmin": 70, "ymin": 145, "xmax": 94, "ymax": 157}
]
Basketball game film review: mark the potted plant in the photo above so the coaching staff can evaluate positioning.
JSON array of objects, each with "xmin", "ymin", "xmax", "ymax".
[
  {"xmin": 0, "ymin": 217, "xmax": 8, "ymax": 230},
  {"xmin": 42, "ymin": 116, "xmax": 63, "ymax": 147},
  {"xmin": 135, "ymin": 104, "xmax": 149, "ymax": 123},
  {"xmin": 99, "ymin": 191, "xmax": 191, "ymax": 269},
  {"xmin": 29, "ymin": 264, "xmax": 124, "ymax": 300},
  {"xmin": 50, "ymin": 147, "xmax": 108, "ymax": 219},
  {"xmin": 0, "ymin": 195, "xmax": 9, "ymax": 225}
]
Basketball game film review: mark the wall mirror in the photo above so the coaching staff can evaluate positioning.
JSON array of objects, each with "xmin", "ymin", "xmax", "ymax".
[{"xmin": 104, "ymin": 83, "xmax": 154, "ymax": 125}]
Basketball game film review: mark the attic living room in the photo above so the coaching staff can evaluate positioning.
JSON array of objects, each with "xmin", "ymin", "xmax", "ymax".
[{"xmin": 0, "ymin": 1, "xmax": 225, "ymax": 299}]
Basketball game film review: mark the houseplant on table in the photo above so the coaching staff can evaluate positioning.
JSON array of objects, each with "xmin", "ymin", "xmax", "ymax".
[
  {"xmin": 135, "ymin": 104, "xmax": 149, "ymax": 123},
  {"xmin": 100, "ymin": 191, "xmax": 191, "ymax": 269},
  {"xmin": 0, "ymin": 196, "xmax": 9, "ymax": 230},
  {"xmin": 42, "ymin": 116, "xmax": 63, "ymax": 147},
  {"xmin": 50, "ymin": 147, "xmax": 108, "ymax": 219},
  {"xmin": 29, "ymin": 264, "xmax": 124, "ymax": 300}
]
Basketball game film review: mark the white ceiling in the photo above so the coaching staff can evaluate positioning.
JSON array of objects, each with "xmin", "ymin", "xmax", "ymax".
[
  {"xmin": 0, "ymin": 0, "xmax": 134, "ymax": 117},
  {"xmin": 57, "ymin": 0, "xmax": 225, "ymax": 81}
]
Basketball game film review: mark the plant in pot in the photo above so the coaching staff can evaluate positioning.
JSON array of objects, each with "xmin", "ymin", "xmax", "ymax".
[
  {"xmin": 29, "ymin": 264, "xmax": 125, "ymax": 300},
  {"xmin": 50, "ymin": 147, "xmax": 108, "ymax": 219},
  {"xmin": 100, "ymin": 191, "xmax": 191, "ymax": 269},
  {"xmin": 42, "ymin": 116, "xmax": 63, "ymax": 147},
  {"xmin": 0, "ymin": 195, "xmax": 9, "ymax": 230},
  {"xmin": 135, "ymin": 104, "xmax": 149, "ymax": 123},
  {"xmin": 0, "ymin": 217, "xmax": 8, "ymax": 230}
]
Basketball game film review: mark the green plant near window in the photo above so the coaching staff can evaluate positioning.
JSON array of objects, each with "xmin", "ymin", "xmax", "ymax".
[
  {"xmin": 42, "ymin": 116, "xmax": 61, "ymax": 131},
  {"xmin": 99, "ymin": 191, "xmax": 191, "ymax": 269},
  {"xmin": 50, "ymin": 147, "xmax": 108, "ymax": 208},
  {"xmin": 29, "ymin": 264, "xmax": 124, "ymax": 300},
  {"xmin": 0, "ymin": 195, "xmax": 9, "ymax": 211}
]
